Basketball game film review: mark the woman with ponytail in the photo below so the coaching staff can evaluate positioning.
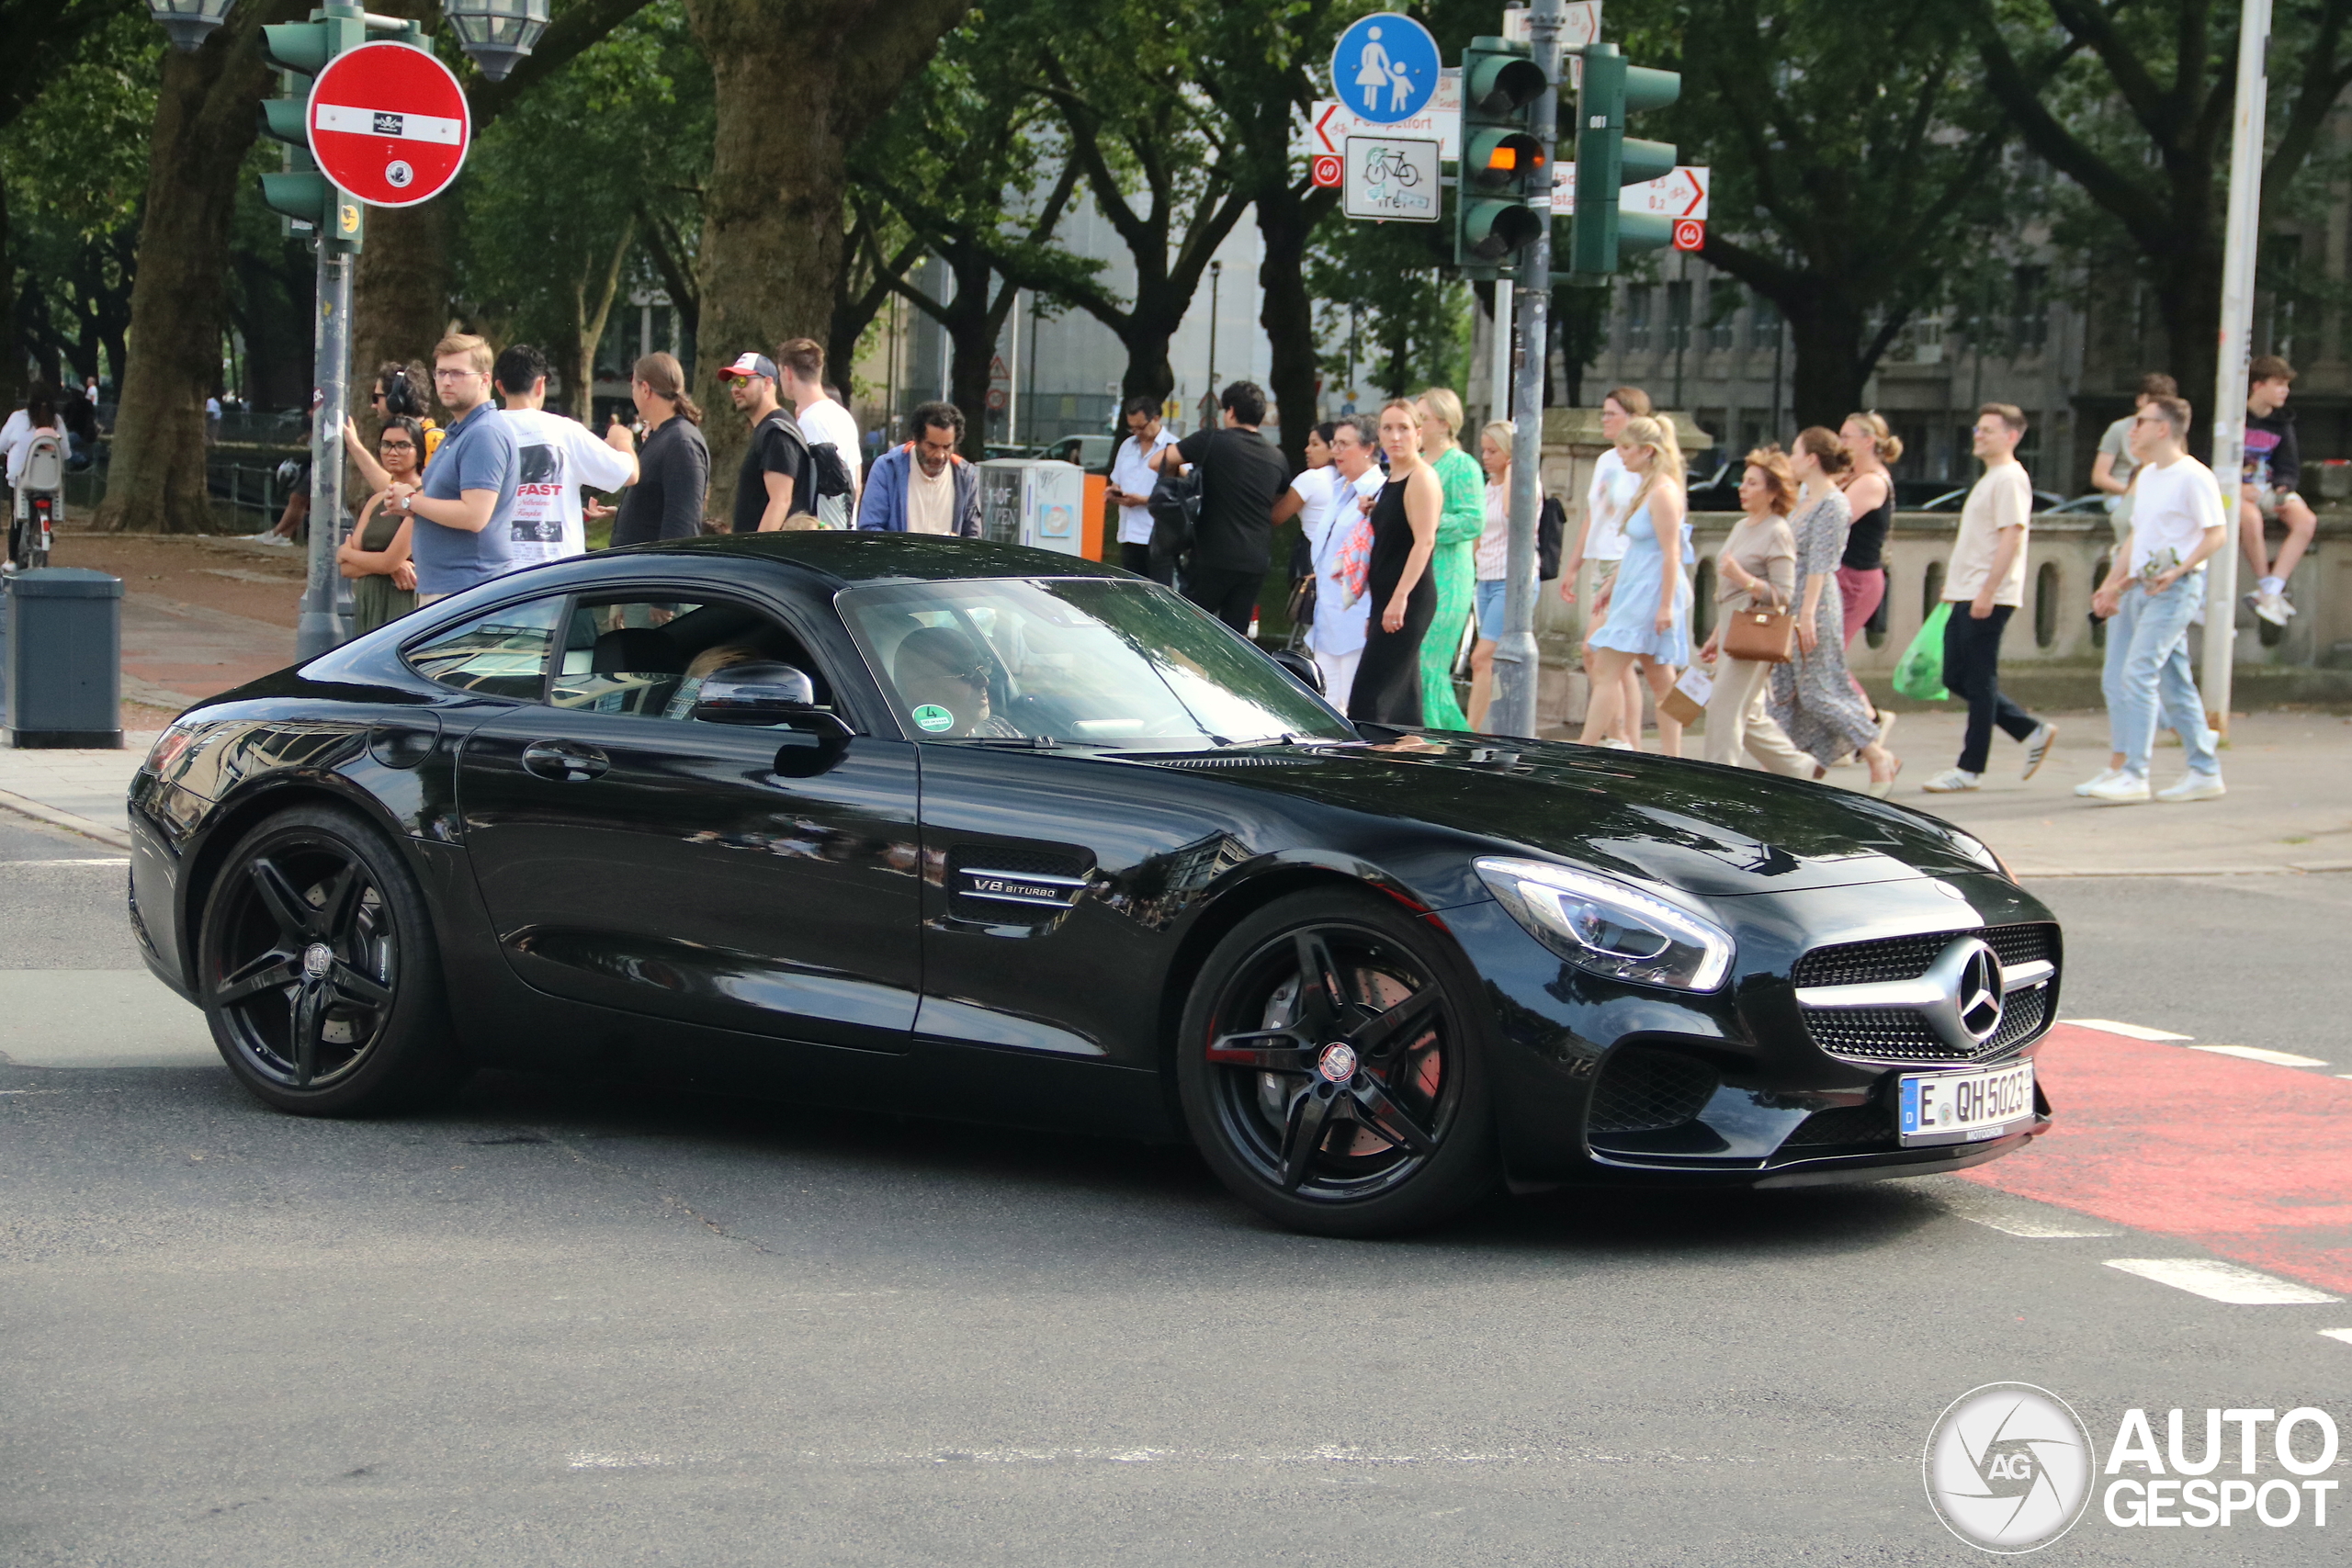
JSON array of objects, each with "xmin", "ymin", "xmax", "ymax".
[{"xmin": 610, "ymin": 351, "xmax": 709, "ymax": 545}]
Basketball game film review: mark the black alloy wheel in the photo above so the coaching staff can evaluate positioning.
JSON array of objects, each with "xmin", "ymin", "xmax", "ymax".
[
  {"xmin": 198, "ymin": 803, "xmax": 464, "ymax": 1115},
  {"xmin": 1178, "ymin": 888, "xmax": 1496, "ymax": 1237}
]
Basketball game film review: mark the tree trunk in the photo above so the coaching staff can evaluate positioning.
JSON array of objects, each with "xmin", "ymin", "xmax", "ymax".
[
  {"xmin": 569, "ymin": 220, "xmax": 637, "ymax": 422},
  {"xmin": 98, "ymin": 0, "xmax": 307, "ymax": 534},
  {"xmin": 682, "ymin": 0, "xmax": 969, "ymax": 522},
  {"xmin": 1254, "ymin": 178, "xmax": 1337, "ymax": 474},
  {"xmin": 2155, "ymin": 247, "xmax": 2224, "ymax": 464},
  {"xmin": 1783, "ymin": 293, "xmax": 1869, "ymax": 433},
  {"xmin": 352, "ymin": 202, "xmax": 454, "ymax": 432}
]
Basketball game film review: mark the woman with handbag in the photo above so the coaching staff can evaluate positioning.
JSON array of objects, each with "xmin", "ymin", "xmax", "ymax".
[
  {"xmin": 1697, "ymin": 449, "xmax": 1809, "ymax": 774},
  {"xmin": 1768, "ymin": 428, "xmax": 1902, "ymax": 795}
]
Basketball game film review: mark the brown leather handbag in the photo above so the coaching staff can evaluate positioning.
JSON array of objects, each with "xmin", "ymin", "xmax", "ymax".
[{"xmin": 1721, "ymin": 591, "xmax": 1794, "ymax": 664}]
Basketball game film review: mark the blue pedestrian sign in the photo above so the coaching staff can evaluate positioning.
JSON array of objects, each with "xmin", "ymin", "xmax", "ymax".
[{"xmin": 1331, "ymin": 13, "xmax": 1441, "ymax": 125}]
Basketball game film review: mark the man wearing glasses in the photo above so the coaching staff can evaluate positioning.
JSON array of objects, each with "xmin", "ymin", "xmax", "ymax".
[{"xmin": 384, "ymin": 333, "xmax": 519, "ymax": 604}]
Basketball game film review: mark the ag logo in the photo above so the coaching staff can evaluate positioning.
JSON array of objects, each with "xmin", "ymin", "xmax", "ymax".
[{"xmin": 1925, "ymin": 1382, "xmax": 2093, "ymax": 1553}]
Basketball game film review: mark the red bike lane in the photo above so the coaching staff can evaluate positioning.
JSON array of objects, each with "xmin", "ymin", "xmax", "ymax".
[{"xmin": 1962, "ymin": 1022, "xmax": 2352, "ymax": 1296}]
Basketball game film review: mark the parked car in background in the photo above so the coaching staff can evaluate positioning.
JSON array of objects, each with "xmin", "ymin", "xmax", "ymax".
[
  {"xmin": 1036, "ymin": 434, "xmax": 1115, "ymax": 473},
  {"xmin": 1685, "ymin": 461, "xmax": 1743, "ymax": 511},
  {"xmin": 1906, "ymin": 484, "xmax": 2066, "ymax": 513}
]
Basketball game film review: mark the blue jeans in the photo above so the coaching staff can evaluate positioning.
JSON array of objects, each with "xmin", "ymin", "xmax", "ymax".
[
  {"xmin": 2102, "ymin": 574, "xmax": 2219, "ymax": 775},
  {"xmin": 1474, "ymin": 578, "xmax": 1506, "ymax": 640}
]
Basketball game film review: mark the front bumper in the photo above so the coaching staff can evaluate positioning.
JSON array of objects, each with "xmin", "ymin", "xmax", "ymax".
[{"xmin": 1447, "ymin": 870, "xmax": 2059, "ymax": 1188}]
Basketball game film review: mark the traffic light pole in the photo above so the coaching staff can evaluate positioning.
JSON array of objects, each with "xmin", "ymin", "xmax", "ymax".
[
  {"xmin": 301, "ymin": 233, "xmax": 355, "ymax": 660},
  {"xmin": 2201, "ymin": 0, "xmax": 2269, "ymax": 741},
  {"xmin": 1491, "ymin": 0, "xmax": 1564, "ymax": 739}
]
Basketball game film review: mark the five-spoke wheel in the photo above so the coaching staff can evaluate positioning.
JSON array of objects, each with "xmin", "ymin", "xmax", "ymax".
[
  {"xmin": 1178, "ymin": 889, "xmax": 1495, "ymax": 1236},
  {"xmin": 198, "ymin": 804, "xmax": 462, "ymax": 1114}
]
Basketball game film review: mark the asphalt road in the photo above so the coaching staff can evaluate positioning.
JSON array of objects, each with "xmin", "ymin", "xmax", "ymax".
[{"xmin": 4, "ymin": 816, "xmax": 2347, "ymax": 1566}]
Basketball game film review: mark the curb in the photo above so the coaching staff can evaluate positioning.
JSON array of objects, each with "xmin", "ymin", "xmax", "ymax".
[
  {"xmin": 0, "ymin": 788, "xmax": 134, "ymax": 851},
  {"xmin": 2018, "ymin": 860, "xmax": 2352, "ymax": 879}
]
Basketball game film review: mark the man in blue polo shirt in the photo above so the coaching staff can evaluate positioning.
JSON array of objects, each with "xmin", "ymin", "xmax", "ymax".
[{"xmin": 384, "ymin": 333, "xmax": 518, "ymax": 603}]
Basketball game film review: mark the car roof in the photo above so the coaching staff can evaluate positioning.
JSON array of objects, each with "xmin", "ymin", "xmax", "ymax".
[{"xmin": 594, "ymin": 530, "xmax": 1135, "ymax": 589}]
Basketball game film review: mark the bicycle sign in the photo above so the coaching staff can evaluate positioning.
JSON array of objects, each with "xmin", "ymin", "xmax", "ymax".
[{"xmin": 1342, "ymin": 135, "xmax": 1440, "ymax": 222}]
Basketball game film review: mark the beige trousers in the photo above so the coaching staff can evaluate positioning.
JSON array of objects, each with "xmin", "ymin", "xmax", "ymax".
[{"xmin": 1702, "ymin": 655, "xmax": 1811, "ymax": 776}]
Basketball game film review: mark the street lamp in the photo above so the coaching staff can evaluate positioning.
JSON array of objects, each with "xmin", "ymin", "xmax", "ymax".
[
  {"xmin": 145, "ymin": 0, "xmax": 234, "ymax": 53},
  {"xmin": 443, "ymin": 0, "xmax": 550, "ymax": 81}
]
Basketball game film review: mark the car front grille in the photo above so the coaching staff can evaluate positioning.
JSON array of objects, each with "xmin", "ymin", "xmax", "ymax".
[
  {"xmin": 1792, "ymin": 922, "xmax": 2059, "ymax": 989},
  {"xmin": 1794, "ymin": 922, "xmax": 2058, "ymax": 1066},
  {"xmin": 1781, "ymin": 1103, "xmax": 1895, "ymax": 1148},
  {"xmin": 1586, "ymin": 1046, "xmax": 1719, "ymax": 1134}
]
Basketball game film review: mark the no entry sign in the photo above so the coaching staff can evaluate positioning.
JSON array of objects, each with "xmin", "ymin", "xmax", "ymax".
[{"xmin": 307, "ymin": 42, "xmax": 470, "ymax": 209}]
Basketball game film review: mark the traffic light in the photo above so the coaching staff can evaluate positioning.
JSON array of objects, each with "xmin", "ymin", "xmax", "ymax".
[
  {"xmin": 1453, "ymin": 36, "xmax": 1550, "ymax": 277},
  {"xmin": 257, "ymin": 11, "xmax": 372, "ymax": 245},
  {"xmin": 1566, "ymin": 42, "xmax": 1679, "ymax": 280}
]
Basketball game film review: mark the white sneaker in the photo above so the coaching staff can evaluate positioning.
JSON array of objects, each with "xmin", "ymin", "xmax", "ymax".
[
  {"xmin": 2250, "ymin": 588, "xmax": 2295, "ymax": 626},
  {"xmin": 2156, "ymin": 772, "xmax": 2226, "ymax": 802},
  {"xmin": 2073, "ymin": 768, "xmax": 2123, "ymax": 797},
  {"xmin": 2081, "ymin": 773, "xmax": 2152, "ymax": 804},
  {"xmin": 2020, "ymin": 723, "xmax": 2058, "ymax": 780},
  {"xmin": 1920, "ymin": 768, "xmax": 1981, "ymax": 794}
]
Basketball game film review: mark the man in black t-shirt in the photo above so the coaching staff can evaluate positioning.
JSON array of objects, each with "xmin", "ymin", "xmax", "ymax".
[
  {"xmin": 1152, "ymin": 380, "xmax": 1286, "ymax": 632},
  {"xmin": 718, "ymin": 351, "xmax": 812, "ymax": 533}
]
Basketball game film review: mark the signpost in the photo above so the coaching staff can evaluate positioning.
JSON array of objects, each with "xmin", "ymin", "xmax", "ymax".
[
  {"xmin": 1330, "ymin": 13, "xmax": 1442, "ymax": 123},
  {"xmin": 306, "ymin": 43, "xmax": 471, "ymax": 208},
  {"xmin": 1310, "ymin": 75, "xmax": 1462, "ymax": 161},
  {"xmin": 1342, "ymin": 136, "xmax": 1442, "ymax": 222}
]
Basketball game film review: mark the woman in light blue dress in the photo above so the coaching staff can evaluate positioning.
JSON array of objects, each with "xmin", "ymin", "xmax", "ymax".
[{"xmin": 1579, "ymin": 415, "xmax": 1691, "ymax": 755}]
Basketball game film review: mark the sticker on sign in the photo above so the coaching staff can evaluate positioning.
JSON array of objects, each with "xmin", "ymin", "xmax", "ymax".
[{"xmin": 1343, "ymin": 136, "xmax": 1441, "ymax": 222}]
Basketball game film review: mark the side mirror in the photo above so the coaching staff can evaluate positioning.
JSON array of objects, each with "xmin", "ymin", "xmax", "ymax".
[
  {"xmin": 691, "ymin": 661, "xmax": 821, "ymax": 725},
  {"xmin": 1267, "ymin": 647, "xmax": 1325, "ymax": 696}
]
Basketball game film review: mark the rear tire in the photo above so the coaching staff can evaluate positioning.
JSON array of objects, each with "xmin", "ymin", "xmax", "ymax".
[
  {"xmin": 197, "ymin": 802, "xmax": 468, "ymax": 1116},
  {"xmin": 1176, "ymin": 887, "xmax": 1498, "ymax": 1237}
]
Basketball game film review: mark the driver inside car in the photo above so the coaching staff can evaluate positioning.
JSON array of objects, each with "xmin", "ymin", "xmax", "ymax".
[{"xmin": 892, "ymin": 626, "xmax": 1024, "ymax": 739}]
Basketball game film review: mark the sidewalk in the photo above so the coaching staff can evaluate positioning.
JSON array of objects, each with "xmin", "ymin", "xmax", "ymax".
[{"xmin": 5, "ymin": 709, "xmax": 2346, "ymax": 876}]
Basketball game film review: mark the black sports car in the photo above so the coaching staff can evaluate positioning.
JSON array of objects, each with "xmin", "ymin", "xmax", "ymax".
[{"xmin": 128, "ymin": 534, "xmax": 2059, "ymax": 1235}]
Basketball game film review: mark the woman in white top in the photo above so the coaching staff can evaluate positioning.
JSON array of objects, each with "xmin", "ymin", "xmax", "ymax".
[
  {"xmin": 4, "ymin": 387, "xmax": 65, "ymax": 488},
  {"xmin": 1306, "ymin": 415, "xmax": 1385, "ymax": 711},
  {"xmin": 1560, "ymin": 387, "xmax": 1652, "ymax": 745},
  {"xmin": 1270, "ymin": 423, "xmax": 1342, "ymax": 553},
  {"xmin": 1464, "ymin": 420, "xmax": 1534, "ymax": 730}
]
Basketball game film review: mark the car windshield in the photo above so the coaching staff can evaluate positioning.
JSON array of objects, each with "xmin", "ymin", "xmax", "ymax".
[{"xmin": 839, "ymin": 577, "xmax": 1355, "ymax": 750}]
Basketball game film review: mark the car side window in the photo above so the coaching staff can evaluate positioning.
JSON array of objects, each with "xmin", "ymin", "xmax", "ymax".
[
  {"xmin": 405, "ymin": 598, "xmax": 563, "ymax": 699},
  {"xmin": 549, "ymin": 596, "xmax": 833, "ymax": 722}
]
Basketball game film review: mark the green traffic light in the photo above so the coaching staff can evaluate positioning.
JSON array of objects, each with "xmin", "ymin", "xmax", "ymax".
[{"xmin": 1566, "ymin": 43, "xmax": 1681, "ymax": 281}]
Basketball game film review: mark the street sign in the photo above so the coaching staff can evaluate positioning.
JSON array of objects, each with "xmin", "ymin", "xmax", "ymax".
[
  {"xmin": 1311, "ymin": 75, "xmax": 1461, "ymax": 161},
  {"xmin": 1330, "ymin": 13, "xmax": 1441, "ymax": 124},
  {"xmin": 1310, "ymin": 153, "xmax": 1342, "ymax": 189},
  {"xmin": 1342, "ymin": 135, "xmax": 1441, "ymax": 222},
  {"xmin": 306, "ymin": 42, "xmax": 469, "ymax": 208},
  {"xmin": 1672, "ymin": 218, "xmax": 1705, "ymax": 251},
  {"xmin": 1554, "ymin": 164, "xmax": 1709, "ymax": 219},
  {"xmin": 1504, "ymin": 0, "xmax": 1600, "ymax": 47}
]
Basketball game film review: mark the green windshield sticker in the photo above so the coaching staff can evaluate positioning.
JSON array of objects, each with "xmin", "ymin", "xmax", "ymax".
[{"xmin": 911, "ymin": 704, "xmax": 955, "ymax": 733}]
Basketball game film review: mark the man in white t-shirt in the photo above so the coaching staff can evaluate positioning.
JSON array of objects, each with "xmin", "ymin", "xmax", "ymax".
[
  {"xmin": 493, "ymin": 344, "xmax": 639, "ymax": 563},
  {"xmin": 1105, "ymin": 396, "xmax": 1178, "ymax": 581},
  {"xmin": 1560, "ymin": 386, "xmax": 1649, "ymax": 747},
  {"xmin": 2091, "ymin": 372, "xmax": 2177, "ymax": 545},
  {"xmin": 775, "ymin": 338, "xmax": 861, "ymax": 528},
  {"xmin": 2077, "ymin": 395, "xmax": 2226, "ymax": 804},
  {"xmin": 1921, "ymin": 403, "xmax": 2058, "ymax": 793}
]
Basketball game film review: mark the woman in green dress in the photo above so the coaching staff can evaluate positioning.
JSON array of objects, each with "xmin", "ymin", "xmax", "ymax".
[
  {"xmin": 1413, "ymin": 387, "xmax": 1484, "ymax": 730},
  {"xmin": 336, "ymin": 415, "xmax": 422, "ymax": 636}
]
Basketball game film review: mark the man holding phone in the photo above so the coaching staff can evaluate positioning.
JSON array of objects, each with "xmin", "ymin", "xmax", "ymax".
[{"xmin": 1106, "ymin": 396, "xmax": 1177, "ymax": 581}]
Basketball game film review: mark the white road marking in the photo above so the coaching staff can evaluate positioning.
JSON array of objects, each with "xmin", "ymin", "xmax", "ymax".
[
  {"xmin": 1931, "ymin": 1182, "xmax": 2111, "ymax": 1237},
  {"xmin": 2106, "ymin": 1258, "xmax": 2341, "ymax": 1305},
  {"xmin": 2061, "ymin": 1019, "xmax": 2192, "ymax": 1041},
  {"xmin": 2322, "ymin": 1329, "xmax": 2352, "ymax": 1348},
  {"xmin": 2190, "ymin": 1044, "xmax": 2332, "ymax": 1068}
]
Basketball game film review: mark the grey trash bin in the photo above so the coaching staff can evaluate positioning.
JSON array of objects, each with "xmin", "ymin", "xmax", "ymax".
[{"xmin": 5, "ymin": 568, "xmax": 123, "ymax": 749}]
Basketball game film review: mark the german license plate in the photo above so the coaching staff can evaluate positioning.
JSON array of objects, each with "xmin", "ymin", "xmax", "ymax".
[{"xmin": 1898, "ymin": 1061, "xmax": 2035, "ymax": 1147}]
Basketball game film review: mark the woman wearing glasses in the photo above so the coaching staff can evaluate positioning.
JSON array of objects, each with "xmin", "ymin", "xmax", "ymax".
[{"xmin": 335, "ymin": 415, "xmax": 424, "ymax": 635}]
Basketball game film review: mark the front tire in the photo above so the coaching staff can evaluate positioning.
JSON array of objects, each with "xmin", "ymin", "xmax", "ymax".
[
  {"xmin": 197, "ymin": 802, "xmax": 466, "ymax": 1115},
  {"xmin": 1177, "ymin": 888, "xmax": 1498, "ymax": 1237}
]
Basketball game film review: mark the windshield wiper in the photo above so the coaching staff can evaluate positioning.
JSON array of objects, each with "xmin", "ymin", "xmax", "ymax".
[{"xmin": 944, "ymin": 735, "xmax": 1065, "ymax": 750}]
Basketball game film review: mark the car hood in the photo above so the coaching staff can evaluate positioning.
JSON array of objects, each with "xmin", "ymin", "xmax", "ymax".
[{"xmin": 1146, "ymin": 734, "xmax": 1999, "ymax": 900}]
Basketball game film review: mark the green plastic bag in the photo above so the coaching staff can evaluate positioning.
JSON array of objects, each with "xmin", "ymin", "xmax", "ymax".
[{"xmin": 1893, "ymin": 601, "xmax": 1952, "ymax": 702}]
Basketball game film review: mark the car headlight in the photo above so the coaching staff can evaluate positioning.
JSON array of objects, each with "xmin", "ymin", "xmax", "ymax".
[{"xmin": 1473, "ymin": 857, "xmax": 1735, "ymax": 992}]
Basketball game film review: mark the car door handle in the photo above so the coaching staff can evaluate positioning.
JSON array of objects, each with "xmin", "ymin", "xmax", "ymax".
[{"xmin": 520, "ymin": 739, "xmax": 610, "ymax": 783}]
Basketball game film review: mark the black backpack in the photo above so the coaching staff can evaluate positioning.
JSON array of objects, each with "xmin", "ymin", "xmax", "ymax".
[
  {"xmin": 1538, "ymin": 495, "xmax": 1566, "ymax": 581},
  {"xmin": 760, "ymin": 411, "xmax": 854, "ymax": 502}
]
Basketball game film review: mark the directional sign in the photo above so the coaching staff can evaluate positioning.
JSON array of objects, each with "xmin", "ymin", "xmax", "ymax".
[
  {"xmin": 1553, "ymin": 164, "xmax": 1710, "ymax": 219},
  {"xmin": 1311, "ymin": 74, "xmax": 1461, "ymax": 161},
  {"xmin": 307, "ymin": 42, "xmax": 469, "ymax": 209},
  {"xmin": 1330, "ymin": 13, "xmax": 1441, "ymax": 125},
  {"xmin": 1343, "ymin": 135, "xmax": 1441, "ymax": 223}
]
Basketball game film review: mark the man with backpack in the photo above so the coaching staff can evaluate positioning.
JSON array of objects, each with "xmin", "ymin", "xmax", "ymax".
[
  {"xmin": 775, "ymin": 338, "xmax": 861, "ymax": 528},
  {"xmin": 718, "ymin": 352, "xmax": 816, "ymax": 532}
]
